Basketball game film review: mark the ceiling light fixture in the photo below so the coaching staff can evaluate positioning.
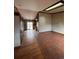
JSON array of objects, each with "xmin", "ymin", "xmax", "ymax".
[{"xmin": 44, "ymin": 1, "xmax": 64, "ymax": 11}]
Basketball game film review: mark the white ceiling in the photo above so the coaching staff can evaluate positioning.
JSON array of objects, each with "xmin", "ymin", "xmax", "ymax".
[
  {"xmin": 15, "ymin": 0, "xmax": 60, "ymax": 11},
  {"xmin": 18, "ymin": 9, "xmax": 37, "ymax": 20},
  {"xmin": 14, "ymin": 0, "xmax": 64, "ymax": 20}
]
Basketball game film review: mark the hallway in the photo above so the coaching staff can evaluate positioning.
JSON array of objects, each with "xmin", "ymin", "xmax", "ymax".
[{"xmin": 14, "ymin": 30, "xmax": 44, "ymax": 59}]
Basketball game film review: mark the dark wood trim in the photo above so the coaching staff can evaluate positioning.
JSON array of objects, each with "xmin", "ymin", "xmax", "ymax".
[
  {"xmin": 14, "ymin": 6, "xmax": 22, "ymax": 17},
  {"xmin": 23, "ymin": 20, "xmax": 36, "ymax": 22},
  {"xmin": 36, "ymin": 13, "xmax": 39, "ymax": 21},
  {"xmin": 37, "ymin": 13, "xmax": 39, "ymax": 32},
  {"xmin": 14, "ymin": 12, "xmax": 20, "ymax": 15},
  {"xmin": 34, "ymin": 12, "xmax": 39, "ymax": 20},
  {"xmin": 38, "ymin": 11, "xmax": 51, "ymax": 14}
]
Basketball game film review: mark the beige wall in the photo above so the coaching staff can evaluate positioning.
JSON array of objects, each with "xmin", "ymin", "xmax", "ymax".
[
  {"xmin": 38, "ymin": 13, "xmax": 52, "ymax": 32},
  {"xmin": 14, "ymin": 15, "xmax": 20, "ymax": 47},
  {"xmin": 51, "ymin": 12, "xmax": 64, "ymax": 34}
]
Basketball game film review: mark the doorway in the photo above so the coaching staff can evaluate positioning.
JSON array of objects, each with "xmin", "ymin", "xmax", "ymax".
[{"xmin": 27, "ymin": 22, "xmax": 33, "ymax": 30}]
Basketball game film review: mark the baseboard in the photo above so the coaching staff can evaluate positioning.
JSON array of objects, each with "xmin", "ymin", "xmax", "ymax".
[
  {"xmin": 51, "ymin": 31, "xmax": 64, "ymax": 35},
  {"xmin": 38, "ymin": 31, "xmax": 64, "ymax": 35}
]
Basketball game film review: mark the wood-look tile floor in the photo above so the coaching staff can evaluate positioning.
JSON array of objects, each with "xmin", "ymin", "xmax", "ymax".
[
  {"xmin": 14, "ymin": 30, "xmax": 64, "ymax": 59},
  {"xmin": 37, "ymin": 31, "xmax": 64, "ymax": 59},
  {"xmin": 14, "ymin": 30, "xmax": 44, "ymax": 59}
]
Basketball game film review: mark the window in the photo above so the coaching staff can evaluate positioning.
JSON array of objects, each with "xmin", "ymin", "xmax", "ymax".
[{"xmin": 27, "ymin": 22, "xmax": 33, "ymax": 30}]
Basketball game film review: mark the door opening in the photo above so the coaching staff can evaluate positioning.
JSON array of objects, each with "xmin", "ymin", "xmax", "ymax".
[{"xmin": 27, "ymin": 22, "xmax": 33, "ymax": 30}]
